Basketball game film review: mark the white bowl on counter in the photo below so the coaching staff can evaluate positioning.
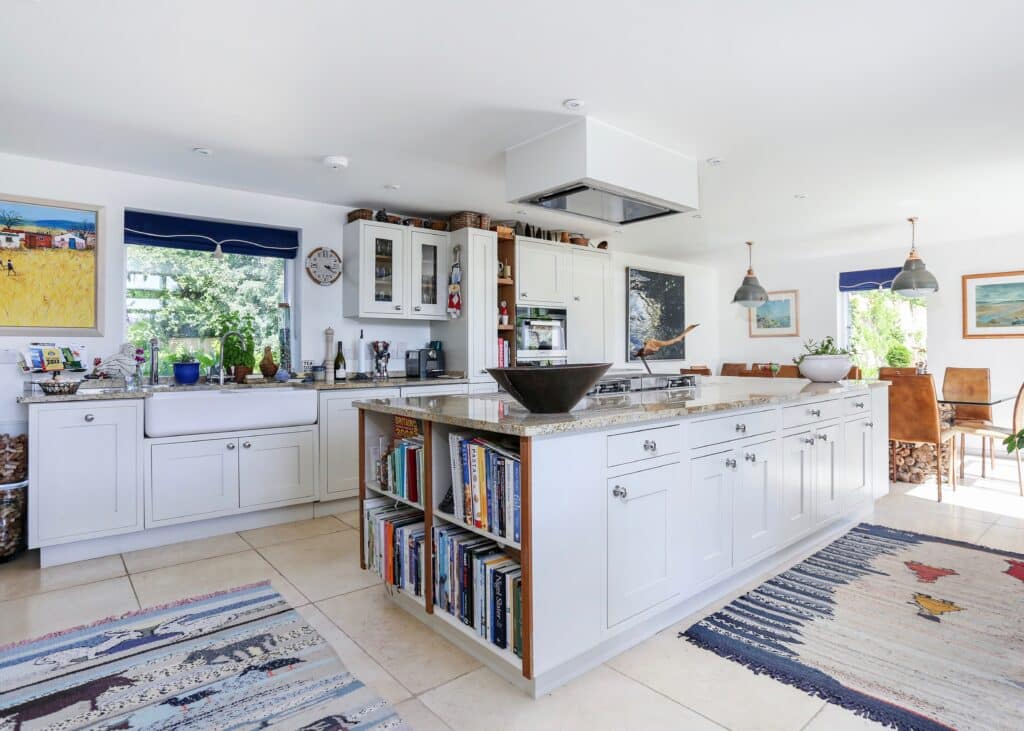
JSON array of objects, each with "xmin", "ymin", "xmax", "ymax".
[{"xmin": 798, "ymin": 355, "xmax": 853, "ymax": 383}]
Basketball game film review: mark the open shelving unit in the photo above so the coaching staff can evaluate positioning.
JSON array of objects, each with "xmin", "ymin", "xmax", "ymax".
[
  {"xmin": 496, "ymin": 229, "xmax": 517, "ymax": 367},
  {"xmin": 358, "ymin": 409, "xmax": 534, "ymax": 681}
]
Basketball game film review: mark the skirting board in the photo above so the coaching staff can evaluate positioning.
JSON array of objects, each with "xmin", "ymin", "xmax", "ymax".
[
  {"xmin": 313, "ymin": 496, "xmax": 358, "ymax": 518},
  {"xmin": 39, "ymin": 503, "xmax": 315, "ymax": 567}
]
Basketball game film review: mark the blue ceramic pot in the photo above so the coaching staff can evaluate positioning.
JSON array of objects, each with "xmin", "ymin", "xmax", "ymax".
[{"xmin": 173, "ymin": 361, "xmax": 200, "ymax": 385}]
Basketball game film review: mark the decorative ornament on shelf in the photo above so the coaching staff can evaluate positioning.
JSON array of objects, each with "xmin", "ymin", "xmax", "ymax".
[
  {"xmin": 731, "ymin": 241, "xmax": 769, "ymax": 308},
  {"xmin": 499, "ymin": 300, "xmax": 509, "ymax": 326},
  {"xmin": 259, "ymin": 346, "xmax": 278, "ymax": 378},
  {"xmin": 304, "ymin": 246, "xmax": 342, "ymax": 286},
  {"xmin": 892, "ymin": 217, "xmax": 938, "ymax": 297}
]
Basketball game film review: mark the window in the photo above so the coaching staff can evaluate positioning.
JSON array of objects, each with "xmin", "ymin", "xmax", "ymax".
[
  {"xmin": 839, "ymin": 268, "xmax": 926, "ymax": 378},
  {"xmin": 123, "ymin": 211, "xmax": 298, "ymax": 375}
]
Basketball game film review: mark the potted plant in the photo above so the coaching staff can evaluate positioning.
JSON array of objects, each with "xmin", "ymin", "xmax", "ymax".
[
  {"xmin": 172, "ymin": 350, "xmax": 201, "ymax": 385},
  {"xmin": 885, "ymin": 343, "xmax": 913, "ymax": 368},
  {"xmin": 218, "ymin": 315, "xmax": 257, "ymax": 383},
  {"xmin": 793, "ymin": 336, "xmax": 855, "ymax": 383}
]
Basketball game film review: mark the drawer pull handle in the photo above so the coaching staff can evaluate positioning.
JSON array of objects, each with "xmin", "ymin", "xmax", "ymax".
[
  {"xmin": 865, "ymin": 421, "xmax": 874, "ymax": 428},
  {"xmin": 725, "ymin": 457, "xmax": 738, "ymax": 469},
  {"xmin": 520, "ymin": 292, "xmax": 528, "ymax": 298},
  {"xmin": 242, "ymin": 441, "xmax": 252, "ymax": 449},
  {"xmin": 745, "ymin": 452, "xmax": 757, "ymax": 463},
  {"xmin": 394, "ymin": 305, "xmax": 402, "ymax": 311},
  {"xmin": 735, "ymin": 423, "xmax": 747, "ymax": 433},
  {"xmin": 84, "ymin": 413, "xmax": 95, "ymax": 423},
  {"xmin": 643, "ymin": 439, "xmax": 657, "ymax": 452},
  {"xmin": 808, "ymin": 408, "xmax": 822, "ymax": 417},
  {"xmin": 803, "ymin": 437, "xmax": 816, "ymax": 445},
  {"xmin": 226, "ymin": 442, "xmax": 236, "ymax": 450},
  {"xmin": 612, "ymin": 485, "xmax": 628, "ymax": 499},
  {"xmin": 854, "ymin": 401, "xmax": 865, "ymax": 408},
  {"xmin": 816, "ymin": 432, "xmax": 829, "ymax": 442},
  {"xmin": 414, "ymin": 306, "xmax": 422, "ymax": 311}
]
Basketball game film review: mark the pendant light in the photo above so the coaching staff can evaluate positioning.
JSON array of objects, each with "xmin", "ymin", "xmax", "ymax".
[
  {"xmin": 731, "ymin": 241, "xmax": 769, "ymax": 308},
  {"xmin": 892, "ymin": 217, "xmax": 938, "ymax": 296}
]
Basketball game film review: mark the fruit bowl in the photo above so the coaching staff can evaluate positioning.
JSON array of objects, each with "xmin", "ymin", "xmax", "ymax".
[{"xmin": 487, "ymin": 363, "xmax": 612, "ymax": 413}]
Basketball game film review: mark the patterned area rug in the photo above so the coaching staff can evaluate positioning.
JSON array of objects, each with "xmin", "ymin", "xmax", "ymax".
[
  {"xmin": 682, "ymin": 523, "xmax": 1024, "ymax": 731},
  {"xmin": 0, "ymin": 582, "xmax": 410, "ymax": 730}
]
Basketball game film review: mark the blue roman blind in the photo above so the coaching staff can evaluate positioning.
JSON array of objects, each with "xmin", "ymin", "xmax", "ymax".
[
  {"xmin": 124, "ymin": 210, "xmax": 299, "ymax": 260},
  {"xmin": 838, "ymin": 267, "xmax": 901, "ymax": 292}
]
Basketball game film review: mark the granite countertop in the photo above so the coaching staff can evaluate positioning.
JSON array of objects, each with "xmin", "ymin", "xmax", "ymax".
[
  {"xmin": 354, "ymin": 379, "xmax": 889, "ymax": 437},
  {"xmin": 17, "ymin": 375, "xmax": 469, "ymax": 404}
]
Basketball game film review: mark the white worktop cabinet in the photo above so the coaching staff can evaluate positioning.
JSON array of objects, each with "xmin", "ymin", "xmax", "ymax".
[
  {"xmin": 732, "ymin": 438, "xmax": 780, "ymax": 566},
  {"xmin": 516, "ymin": 237, "xmax": 570, "ymax": 307},
  {"xmin": 150, "ymin": 437, "xmax": 239, "ymax": 523},
  {"xmin": 568, "ymin": 248, "xmax": 612, "ymax": 363},
  {"xmin": 29, "ymin": 400, "xmax": 144, "ymax": 547},
  {"xmin": 320, "ymin": 388, "xmax": 400, "ymax": 500},
  {"xmin": 685, "ymin": 449, "xmax": 734, "ymax": 589}
]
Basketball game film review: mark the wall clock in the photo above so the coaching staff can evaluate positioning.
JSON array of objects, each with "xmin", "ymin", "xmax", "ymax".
[{"xmin": 305, "ymin": 246, "xmax": 342, "ymax": 286}]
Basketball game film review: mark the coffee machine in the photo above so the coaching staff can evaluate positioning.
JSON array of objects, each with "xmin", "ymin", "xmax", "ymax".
[{"xmin": 404, "ymin": 341, "xmax": 445, "ymax": 378}]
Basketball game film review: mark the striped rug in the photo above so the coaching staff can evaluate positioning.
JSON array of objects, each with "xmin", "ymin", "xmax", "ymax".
[
  {"xmin": 681, "ymin": 523, "xmax": 1024, "ymax": 731},
  {"xmin": 0, "ymin": 582, "xmax": 410, "ymax": 730}
]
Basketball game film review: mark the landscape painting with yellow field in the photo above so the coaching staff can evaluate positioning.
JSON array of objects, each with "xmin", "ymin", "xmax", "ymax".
[{"xmin": 0, "ymin": 198, "xmax": 100, "ymax": 333}]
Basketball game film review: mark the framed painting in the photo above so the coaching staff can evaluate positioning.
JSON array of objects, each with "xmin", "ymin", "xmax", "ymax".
[
  {"xmin": 962, "ymin": 270, "xmax": 1024, "ymax": 339},
  {"xmin": 626, "ymin": 267, "xmax": 685, "ymax": 361},
  {"xmin": 0, "ymin": 194, "xmax": 104, "ymax": 336},
  {"xmin": 749, "ymin": 290, "xmax": 799, "ymax": 337}
]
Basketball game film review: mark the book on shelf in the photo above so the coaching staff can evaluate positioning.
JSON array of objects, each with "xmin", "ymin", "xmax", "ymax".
[
  {"xmin": 363, "ymin": 497, "xmax": 425, "ymax": 596},
  {"xmin": 432, "ymin": 524, "xmax": 523, "ymax": 657},
  {"xmin": 378, "ymin": 434, "xmax": 424, "ymax": 504},
  {"xmin": 445, "ymin": 432, "xmax": 521, "ymax": 542}
]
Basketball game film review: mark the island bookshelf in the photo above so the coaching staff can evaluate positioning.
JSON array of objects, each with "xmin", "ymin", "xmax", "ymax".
[{"xmin": 358, "ymin": 409, "xmax": 534, "ymax": 681}]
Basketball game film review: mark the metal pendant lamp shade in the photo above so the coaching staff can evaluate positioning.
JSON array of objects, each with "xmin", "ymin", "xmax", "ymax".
[
  {"xmin": 892, "ymin": 217, "xmax": 938, "ymax": 297},
  {"xmin": 732, "ymin": 241, "xmax": 769, "ymax": 308}
]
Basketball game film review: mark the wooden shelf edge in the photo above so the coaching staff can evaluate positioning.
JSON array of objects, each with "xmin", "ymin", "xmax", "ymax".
[
  {"xmin": 498, "ymin": 324, "xmax": 514, "ymax": 331},
  {"xmin": 497, "ymin": 277, "xmax": 514, "ymax": 285},
  {"xmin": 365, "ymin": 482, "xmax": 424, "ymax": 511},
  {"xmin": 433, "ymin": 509, "xmax": 522, "ymax": 551}
]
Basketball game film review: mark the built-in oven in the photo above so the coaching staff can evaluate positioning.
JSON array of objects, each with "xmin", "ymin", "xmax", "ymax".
[{"xmin": 516, "ymin": 307, "xmax": 568, "ymax": 364}]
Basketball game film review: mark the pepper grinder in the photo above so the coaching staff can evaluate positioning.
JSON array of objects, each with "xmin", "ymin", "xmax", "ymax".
[{"xmin": 324, "ymin": 326, "xmax": 335, "ymax": 385}]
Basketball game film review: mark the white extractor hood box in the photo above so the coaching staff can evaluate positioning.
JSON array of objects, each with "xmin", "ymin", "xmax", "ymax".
[{"xmin": 505, "ymin": 117, "xmax": 698, "ymax": 224}]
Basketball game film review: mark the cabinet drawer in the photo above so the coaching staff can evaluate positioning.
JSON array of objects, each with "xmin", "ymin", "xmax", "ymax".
[
  {"xmin": 400, "ymin": 383, "xmax": 469, "ymax": 397},
  {"xmin": 782, "ymin": 399, "xmax": 843, "ymax": 429},
  {"xmin": 608, "ymin": 424, "xmax": 681, "ymax": 467},
  {"xmin": 690, "ymin": 409, "xmax": 774, "ymax": 449},
  {"xmin": 844, "ymin": 394, "xmax": 871, "ymax": 416}
]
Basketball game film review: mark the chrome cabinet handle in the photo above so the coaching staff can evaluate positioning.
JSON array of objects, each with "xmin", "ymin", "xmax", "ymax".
[
  {"xmin": 393, "ymin": 305, "xmax": 402, "ymax": 311},
  {"xmin": 745, "ymin": 452, "xmax": 757, "ymax": 463},
  {"xmin": 226, "ymin": 442, "xmax": 236, "ymax": 450},
  {"xmin": 242, "ymin": 441, "xmax": 252, "ymax": 449},
  {"xmin": 802, "ymin": 436, "xmax": 816, "ymax": 445},
  {"xmin": 414, "ymin": 306, "xmax": 422, "ymax": 311},
  {"xmin": 735, "ymin": 423, "xmax": 747, "ymax": 433},
  {"xmin": 573, "ymin": 295, "xmax": 581, "ymax": 301},
  {"xmin": 854, "ymin": 401, "xmax": 865, "ymax": 408},
  {"xmin": 725, "ymin": 457, "xmax": 738, "ymax": 469},
  {"xmin": 865, "ymin": 421, "xmax": 874, "ymax": 428},
  {"xmin": 643, "ymin": 439, "xmax": 657, "ymax": 452},
  {"xmin": 808, "ymin": 408, "xmax": 822, "ymax": 417},
  {"xmin": 612, "ymin": 485, "xmax": 628, "ymax": 499},
  {"xmin": 84, "ymin": 413, "xmax": 95, "ymax": 422},
  {"xmin": 520, "ymin": 292, "xmax": 528, "ymax": 298},
  {"xmin": 816, "ymin": 432, "xmax": 829, "ymax": 442}
]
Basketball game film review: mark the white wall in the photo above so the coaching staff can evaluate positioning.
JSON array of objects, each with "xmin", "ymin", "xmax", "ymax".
[
  {"xmin": 0, "ymin": 152, "xmax": 431, "ymax": 422},
  {"xmin": 608, "ymin": 252, "xmax": 719, "ymax": 371},
  {"xmin": 713, "ymin": 234, "xmax": 1024, "ymax": 423}
]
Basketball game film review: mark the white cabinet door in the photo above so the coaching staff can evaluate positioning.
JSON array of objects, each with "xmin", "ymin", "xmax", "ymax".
[
  {"xmin": 813, "ymin": 423, "xmax": 842, "ymax": 523},
  {"xmin": 361, "ymin": 224, "xmax": 407, "ymax": 316},
  {"xmin": 468, "ymin": 229, "xmax": 498, "ymax": 379},
  {"xmin": 733, "ymin": 439, "xmax": 779, "ymax": 565},
  {"xmin": 842, "ymin": 416, "xmax": 873, "ymax": 510},
  {"xmin": 239, "ymin": 431, "xmax": 315, "ymax": 507},
  {"xmin": 34, "ymin": 404, "xmax": 141, "ymax": 545},
  {"xmin": 780, "ymin": 432, "xmax": 815, "ymax": 542},
  {"xmin": 150, "ymin": 438, "xmax": 239, "ymax": 524},
  {"xmin": 607, "ymin": 462, "xmax": 681, "ymax": 626},
  {"xmin": 408, "ymin": 230, "xmax": 448, "ymax": 318},
  {"xmin": 686, "ymin": 450, "xmax": 734, "ymax": 589},
  {"xmin": 517, "ymin": 239, "xmax": 569, "ymax": 306},
  {"xmin": 568, "ymin": 250, "xmax": 610, "ymax": 363},
  {"xmin": 320, "ymin": 390, "xmax": 400, "ymax": 499}
]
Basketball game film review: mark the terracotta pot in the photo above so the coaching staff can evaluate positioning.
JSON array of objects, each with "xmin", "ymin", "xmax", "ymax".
[{"xmin": 232, "ymin": 365, "xmax": 252, "ymax": 384}]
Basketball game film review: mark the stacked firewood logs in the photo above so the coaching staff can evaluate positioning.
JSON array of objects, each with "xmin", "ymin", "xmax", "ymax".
[{"xmin": 890, "ymin": 441, "xmax": 950, "ymax": 483}]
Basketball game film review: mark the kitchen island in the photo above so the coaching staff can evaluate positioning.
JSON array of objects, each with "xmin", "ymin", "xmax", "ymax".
[{"xmin": 355, "ymin": 378, "xmax": 890, "ymax": 696}]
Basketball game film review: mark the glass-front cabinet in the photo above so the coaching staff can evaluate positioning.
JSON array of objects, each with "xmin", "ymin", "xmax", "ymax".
[{"xmin": 343, "ymin": 220, "xmax": 450, "ymax": 320}]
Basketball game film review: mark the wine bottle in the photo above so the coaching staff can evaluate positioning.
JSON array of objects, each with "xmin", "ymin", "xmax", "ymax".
[{"xmin": 334, "ymin": 341, "xmax": 347, "ymax": 380}]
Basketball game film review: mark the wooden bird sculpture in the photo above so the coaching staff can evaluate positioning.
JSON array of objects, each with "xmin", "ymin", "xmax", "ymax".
[{"xmin": 635, "ymin": 324, "xmax": 700, "ymax": 373}]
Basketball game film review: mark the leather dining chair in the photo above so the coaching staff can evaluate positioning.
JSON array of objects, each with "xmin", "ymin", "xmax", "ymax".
[
  {"xmin": 947, "ymin": 381, "xmax": 1024, "ymax": 496},
  {"xmin": 680, "ymin": 365, "xmax": 712, "ymax": 376},
  {"xmin": 846, "ymin": 366, "xmax": 862, "ymax": 380},
  {"xmin": 878, "ymin": 367, "xmax": 917, "ymax": 379},
  {"xmin": 720, "ymin": 362, "xmax": 747, "ymax": 376},
  {"xmin": 880, "ymin": 372, "xmax": 956, "ymax": 502},
  {"xmin": 943, "ymin": 367, "xmax": 996, "ymax": 478}
]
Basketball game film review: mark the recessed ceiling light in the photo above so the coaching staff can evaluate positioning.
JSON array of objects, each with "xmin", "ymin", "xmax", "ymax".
[
  {"xmin": 562, "ymin": 98, "xmax": 585, "ymax": 112},
  {"xmin": 384, "ymin": 183, "xmax": 400, "ymax": 191},
  {"xmin": 705, "ymin": 157, "xmax": 722, "ymax": 166},
  {"xmin": 192, "ymin": 147, "xmax": 212, "ymax": 157},
  {"xmin": 793, "ymin": 193, "xmax": 808, "ymax": 199},
  {"xmin": 322, "ymin": 155, "xmax": 349, "ymax": 169}
]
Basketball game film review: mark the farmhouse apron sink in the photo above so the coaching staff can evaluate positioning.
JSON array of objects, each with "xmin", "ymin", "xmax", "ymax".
[{"xmin": 144, "ymin": 387, "xmax": 318, "ymax": 437}]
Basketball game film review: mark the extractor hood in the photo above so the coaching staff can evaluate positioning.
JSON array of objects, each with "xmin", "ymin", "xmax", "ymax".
[{"xmin": 505, "ymin": 117, "xmax": 698, "ymax": 225}]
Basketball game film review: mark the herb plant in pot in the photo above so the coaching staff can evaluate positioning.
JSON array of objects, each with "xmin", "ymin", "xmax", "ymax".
[
  {"xmin": 793, "ymin": 337, "xmax": 854, "ymax": 383},
  {"xmin": 172, "ymin": 351, "xmax": 201, "ymax": 385}
]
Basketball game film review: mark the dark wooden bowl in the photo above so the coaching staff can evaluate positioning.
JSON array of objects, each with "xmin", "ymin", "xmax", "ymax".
[{"xmin": 487, "ymin": 363, "xmax": 612, "ymax": 413}]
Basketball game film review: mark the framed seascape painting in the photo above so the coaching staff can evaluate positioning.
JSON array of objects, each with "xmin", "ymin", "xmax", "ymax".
[
  {"xmin": 749, "ymin": 290, "xmax": 799, "ymax": 337},
  {"xmin": 627, "ymin": 267, "xmax": 685, "ymax": 361},
  {"xmin": 962, "ymin": 270, "xmax": 1024, "ymax": 339},
  {"xmin": 0, "ymin": 195, "xmax": 104, "ymax": 336}
]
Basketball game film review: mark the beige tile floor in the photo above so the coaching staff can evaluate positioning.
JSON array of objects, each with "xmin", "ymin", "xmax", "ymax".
[{"xmin": 1, "ymin": 455, "xmax": 1020, "ymax": 730}]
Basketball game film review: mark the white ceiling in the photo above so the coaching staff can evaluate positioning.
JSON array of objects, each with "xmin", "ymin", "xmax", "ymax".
[{"xmin": 5, "ymin": 0, "xmax": 1024, "ymax": 260}]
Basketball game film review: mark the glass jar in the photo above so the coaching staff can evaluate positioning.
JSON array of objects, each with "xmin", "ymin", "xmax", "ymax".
[{"xmin": 278, "ymin": 302, "xmax": 293, "ymax": 373}]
